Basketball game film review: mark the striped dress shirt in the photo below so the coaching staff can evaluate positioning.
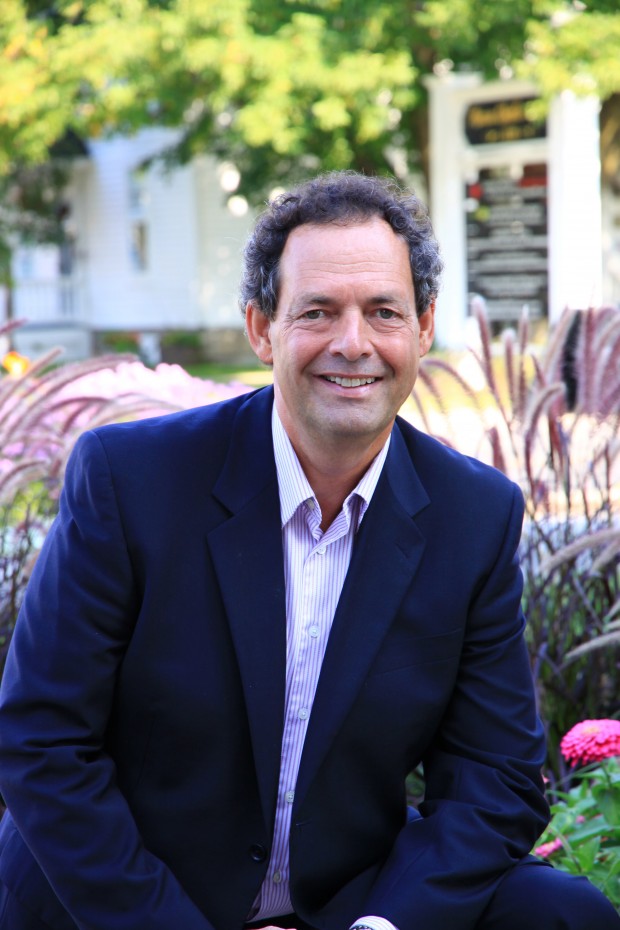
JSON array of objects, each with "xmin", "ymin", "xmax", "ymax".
[{"xmin": 249, "ymin": 407, "xmax": 393, "ymax": 930}]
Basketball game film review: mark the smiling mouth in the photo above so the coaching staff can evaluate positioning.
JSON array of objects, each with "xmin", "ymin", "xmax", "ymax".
[{"xmin": 323, "ymin": 376, "xmax": 377, "ymax": 387}]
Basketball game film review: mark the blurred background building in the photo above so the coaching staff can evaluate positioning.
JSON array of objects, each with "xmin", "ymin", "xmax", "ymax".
[{"xmin": 4, "ymin": 79, "xmax": 620, "ymax": 360}]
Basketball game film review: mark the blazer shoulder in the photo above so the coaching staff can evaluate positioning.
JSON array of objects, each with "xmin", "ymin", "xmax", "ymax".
[
  {"xmin": 64, "ymin": 387, "xmax": 268, "ymax": 507},
  {"xmin": 394, "ymin": 415, "xmax": 523, "ymax": 505},
  {"xmin": 92, "ymin": 388, "xmax": 257, "ymax": 454}
]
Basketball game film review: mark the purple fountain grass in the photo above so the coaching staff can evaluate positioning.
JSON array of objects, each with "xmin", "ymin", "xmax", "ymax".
[
  {"xmin": 0, "ymin": 326, "xmax": 250, "ymax": 670},
  {"xmin": 414, "ymin": 301, "xmax": 620, "ymax": 787}
]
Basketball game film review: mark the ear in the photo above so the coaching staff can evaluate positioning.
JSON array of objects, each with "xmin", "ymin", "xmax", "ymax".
[
  {"xmin": 418, "ymin": 301, "xmax": 435, "ymax": 357},
  {"xmin": 245, "ymin": 302, "xmax": 274, "ymax": 365}
]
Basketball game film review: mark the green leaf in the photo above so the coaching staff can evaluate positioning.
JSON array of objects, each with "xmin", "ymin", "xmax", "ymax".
[
  {"xmin": 592, "ymin": 785, "xmax": 620, "ymax": 828},
  {"xmin": 572, "ymin": 837, "xmax": 601, "ymax": 873}
]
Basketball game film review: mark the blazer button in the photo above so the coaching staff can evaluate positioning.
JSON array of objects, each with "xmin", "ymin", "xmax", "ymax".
[{"xmin": 248, "ymin": 843, "xmax": 267, "ymax": 862}]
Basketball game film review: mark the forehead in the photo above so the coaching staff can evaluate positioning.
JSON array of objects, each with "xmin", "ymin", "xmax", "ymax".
[{"xmin": 278, "ymin": 219, "xmax": 414, "ymax": 298}]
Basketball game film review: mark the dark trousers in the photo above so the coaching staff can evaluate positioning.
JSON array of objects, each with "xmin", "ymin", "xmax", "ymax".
[
  {"xmin": 246, "ymin": 858, "xmax": 620, "ymax": 930},
  {"xmin": 476, "ymin": 856, "xmax": 619, "ymax": 929},
  {"xmin": 2, "ymin": 859, "xmax": 618, "ymax": 930}
]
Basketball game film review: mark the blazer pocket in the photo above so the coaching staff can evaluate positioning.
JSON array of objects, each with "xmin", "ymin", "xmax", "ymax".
[{"xmin": 368, "ymin": 625, "xmax": 463, "ymax": 676}]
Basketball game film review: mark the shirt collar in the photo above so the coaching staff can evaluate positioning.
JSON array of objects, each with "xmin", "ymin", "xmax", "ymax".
[{"xmin": 272, "ymin": 404, "xmax": 391, "ymax": 530}]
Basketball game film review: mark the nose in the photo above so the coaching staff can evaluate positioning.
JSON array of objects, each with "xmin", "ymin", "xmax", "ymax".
[{"xmin": 329, "ymin": 310, "xmax": 373, "ymax": 360}]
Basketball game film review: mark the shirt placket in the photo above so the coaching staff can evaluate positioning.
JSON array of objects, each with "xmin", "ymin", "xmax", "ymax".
[{"xmin": 264, "ymin": 509, "xmax": 350, "ymax": 907}]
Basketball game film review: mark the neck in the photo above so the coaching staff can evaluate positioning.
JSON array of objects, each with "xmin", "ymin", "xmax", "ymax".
[{"xmin": 286, "ymin": 429, "xmax": 389, "ymax": 532}]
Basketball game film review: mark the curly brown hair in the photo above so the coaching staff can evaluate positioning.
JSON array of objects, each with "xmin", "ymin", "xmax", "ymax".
[{"xmin": 239, "ymin": 171, "xmax": 442, "ymax": 320}]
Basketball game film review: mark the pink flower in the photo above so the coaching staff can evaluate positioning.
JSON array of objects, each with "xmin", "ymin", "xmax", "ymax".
[
  {"xmin": 560, "ymin": 719, "xmax": 620, "ymax": 766},
  {"xmin": 535, "ymin": 837, "xmax": 563, "ymax": 859}
]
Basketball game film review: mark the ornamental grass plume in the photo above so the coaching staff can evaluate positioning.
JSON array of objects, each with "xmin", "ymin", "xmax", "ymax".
[
  {"xmin": 0, "ymin": 329, "xmax": 250, "ymax": 677},
  {"xmin": 560, "ymin": 719, "xmax": 620, "ymax": 766},
  {"xmin": 411, "ymin": 302, "xmax": 620, "ymax": 788}
]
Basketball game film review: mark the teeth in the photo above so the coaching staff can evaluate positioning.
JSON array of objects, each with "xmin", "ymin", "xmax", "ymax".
[{"xmin": 325, "ymin": 376, "xmax": 376, "ymax": 387}]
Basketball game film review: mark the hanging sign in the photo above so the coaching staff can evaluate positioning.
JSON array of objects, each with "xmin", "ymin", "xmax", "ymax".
[
  {"xmin": 465, "ymin": 97, "xmax": 546, "ymax": 145},
  {"xmin": 465, "ymin": 164, "xmax": 548, "ymax": 322}
]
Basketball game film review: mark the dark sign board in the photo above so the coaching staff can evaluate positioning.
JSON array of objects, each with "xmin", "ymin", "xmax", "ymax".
[
  {"xmin": 465, "ymin": 97, "xmax": 546, "ymax": 146},
  {"xmin": 465, "ymin": 164, "xmax": 548, "ymax": 323}
]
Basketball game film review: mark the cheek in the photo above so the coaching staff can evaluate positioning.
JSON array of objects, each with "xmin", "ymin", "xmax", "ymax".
[
  {"xmin": 276, "ymin": 334, "xmax": 323, "ymax": 371},
  {"xmin": 384, "ymin": 341, "xmax": 419, "ymax": 383}
]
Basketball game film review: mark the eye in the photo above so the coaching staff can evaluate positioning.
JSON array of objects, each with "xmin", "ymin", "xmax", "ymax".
[
  {"xmin": 303, "ymin": 309, "xmax": 323, "ymax": 320},
  {"xmin": 376, "ymin": 308, "xmax": 397, "ymax": 320}
]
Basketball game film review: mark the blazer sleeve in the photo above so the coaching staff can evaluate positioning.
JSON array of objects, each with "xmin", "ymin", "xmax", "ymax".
[
  {"xmin": 0, "ymin": 431, "xmax": 214, "ymax": 930},
  {"xmin": 361, "ymin": 482, "xmax": 550, "ymax": 930}
]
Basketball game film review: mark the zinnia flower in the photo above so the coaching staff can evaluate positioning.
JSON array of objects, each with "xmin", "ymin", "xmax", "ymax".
[
  {"xmin": 560, "ymin": 719, "xmax": 620, "ymax": 765},
  {"xmin": 535, "ymin": 837, "xmax": 563, "ymax": 859}
]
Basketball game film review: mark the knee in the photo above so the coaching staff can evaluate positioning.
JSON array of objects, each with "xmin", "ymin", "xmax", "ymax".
[
  {"xmin": 553, "ymin": 874, "xmax": 620, "ymax": 930},
  {"xmin": 479, "ymin": 859, "xmax": 620, "ymax": 930}
]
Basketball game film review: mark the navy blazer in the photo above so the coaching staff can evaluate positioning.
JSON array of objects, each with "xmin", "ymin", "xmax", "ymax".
[{"xmin": 0, "ymin": 386, "xmax": 548, "ymax": 930}]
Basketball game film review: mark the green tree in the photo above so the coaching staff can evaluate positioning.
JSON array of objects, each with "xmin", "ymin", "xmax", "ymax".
[{"xmin": 1, "ymin": 0, "xmax": 620, "ymax": 206}]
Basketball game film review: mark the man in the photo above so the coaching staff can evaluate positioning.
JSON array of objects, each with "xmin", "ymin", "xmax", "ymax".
[{"xmin": 0, "ymin": 172, "xmax": 616, "ymax": 930}]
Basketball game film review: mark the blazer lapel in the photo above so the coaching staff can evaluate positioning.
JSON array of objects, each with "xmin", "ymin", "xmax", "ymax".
[
  {"xmin": 294, "ymin": 423, "xmax": 430, "ymax": 808},
  {"xmin": 207, "ymin": 397, "xmax": 431, "ymax": 827},
  {"xmin": 207, "ymin": 387, "xmax": 287, "ymax": 833}
]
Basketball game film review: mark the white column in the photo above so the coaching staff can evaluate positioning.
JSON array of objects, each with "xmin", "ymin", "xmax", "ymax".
[
  {"xmin": 548, "ymin": 92, "xmax": 602, "ymax": 319},
  {"xmin": 425, "ymin": 75, "xmax": 479, "ymax": 349}
]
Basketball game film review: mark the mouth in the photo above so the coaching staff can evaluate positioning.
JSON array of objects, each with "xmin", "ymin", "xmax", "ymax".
[{"xmin": 322, "ymin": 375, "xmax": 378, "ymax": 388}]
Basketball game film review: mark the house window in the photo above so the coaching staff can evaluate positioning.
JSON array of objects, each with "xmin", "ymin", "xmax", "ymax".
[
  {"xmin": 130, "ymin": 220, "xmax": 148, "ymax": 271},
  {"xmin": 128, "ymin": 168, "xmax": 149, "ymax": 271}
]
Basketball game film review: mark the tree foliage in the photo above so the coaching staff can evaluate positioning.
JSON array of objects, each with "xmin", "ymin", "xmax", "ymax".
[{"xmin": 1, "ymin": 0, "xmax": 620, "ymax": 204}]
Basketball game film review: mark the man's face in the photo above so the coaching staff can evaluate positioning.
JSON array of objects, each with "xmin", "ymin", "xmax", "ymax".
[{"xmin": 246, "ymin": 218, "xmax": 434, "ymax": 458}]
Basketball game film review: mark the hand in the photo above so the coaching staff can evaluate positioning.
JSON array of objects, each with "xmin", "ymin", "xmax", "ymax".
[{"xmin": 259, "ymin": 925, "xmax": 296, "ymax": 930}]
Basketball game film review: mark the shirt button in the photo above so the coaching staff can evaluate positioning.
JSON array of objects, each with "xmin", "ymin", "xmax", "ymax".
[
  {"xmin": 306, "ymin": 499, "xmax": 315, "ymax": 510},
  {"xmin": 308, "ymin": 625, "xmax": 319, "ymax": 638},
  {"xmin": 285, "ymin": 790, "xmax": 295, "ymax": 803},
  {"xmin": 273, "ymin": 870, "xmax": 282, "ymax": 884},
  {"xmin": 248, "ymin": 843, "xmax": 267, "ymax": 862},
  {"xmin": 317, "ymin": 546, "xmax": 326, "ymax": 554},
  {"xmin": 298, "ymin": 708, "xmax": 309, "ymax": 720}
]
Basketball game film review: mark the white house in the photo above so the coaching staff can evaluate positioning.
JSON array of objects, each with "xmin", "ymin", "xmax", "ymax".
[{"xmin": 7, "ymin": 128, "xmax": 256, "ymax": 362}]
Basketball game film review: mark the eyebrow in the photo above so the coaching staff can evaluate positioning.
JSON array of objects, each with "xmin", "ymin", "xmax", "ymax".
[
  {"xmin": 291, "ymin": 294, "xmax": 333, "ymax": 309},
  {"xmin": 368, "ymin": 294, "xmax": 408, "ymax": 307},
  {"xmin": 291, "ymin": 292, "xmax": 410, "ymax": 310}
]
